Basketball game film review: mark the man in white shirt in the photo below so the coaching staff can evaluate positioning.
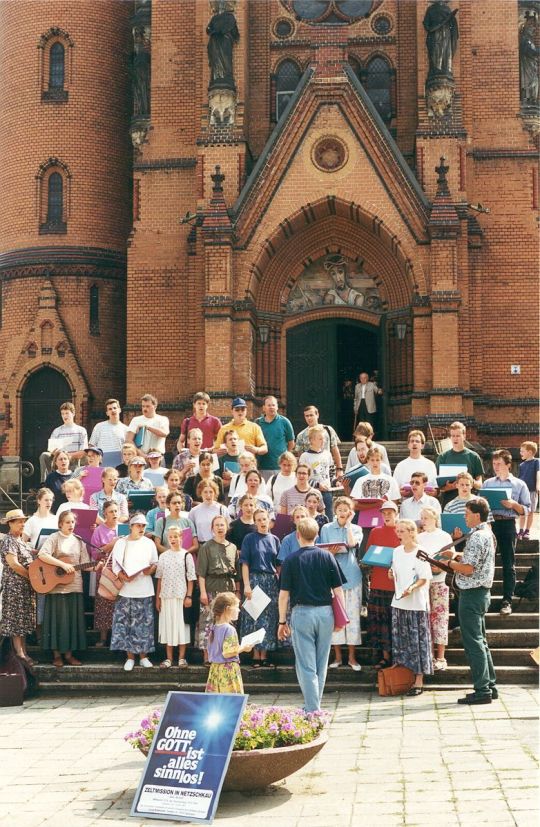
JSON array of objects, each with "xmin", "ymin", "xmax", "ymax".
[
  {"xmin": 393, "ymin": 430, "xmax": 438, "ymax": 496},
  {"xmin": 89, "ymin": 398, "xmax": 129, "ymax": 456},
  {"xmin": 399, "ymin": 472, "xmax": 441, "ymax": 523},
  {"xmin": 126, "ymin": 394, "xmax": 170, "ymax": 457},
  {"xmin": 39, "ymin": 401, "xmax": 88, "ymax": 481}
]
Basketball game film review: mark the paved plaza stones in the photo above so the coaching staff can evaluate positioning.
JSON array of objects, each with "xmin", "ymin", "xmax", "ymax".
[{"xmin": 0, "ymin": 686, "xmax": 537, "ymax": 827}]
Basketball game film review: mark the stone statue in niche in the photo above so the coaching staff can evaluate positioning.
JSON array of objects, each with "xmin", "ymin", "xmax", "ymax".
[
  {"xmin": 207, "ymin": 1, "xmax": 239, "ymax": 91},
  {"xmin": 286, "ymin": 254, "xmax": 382, "ymax": 315},
  {"xmin": 519, "ymin": 10, "xmax": 539, "ymax": 106},
  {"xmin": 423, "ymin": 1, "xmax": 459, "ymax": 118},
  {"xmin": 207, "ymin": 1, "xmax": 239, "ymax": 125},
  {"xmin": 132, "ymin": 24, "xmax": 151, "ymax": 117}
]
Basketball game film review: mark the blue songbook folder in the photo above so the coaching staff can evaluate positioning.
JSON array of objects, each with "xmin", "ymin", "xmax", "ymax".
[
  {"xmin": 362, "ymin": 544, "xmax": 394, "ymax": 568},
  {"xmin": 133, "ymin": 427, "xmax": 146, "ymax": 449},
  {"xmin": 441, "ymin": 513, "xmax": 470, "ymax": 536},
  {"xmin": 118, "ymin": 524, "xmax": 130, "ymax": 537},
  {"xmin": 481, "ymin": 487, "xmax": 512, "ymax": 510}
]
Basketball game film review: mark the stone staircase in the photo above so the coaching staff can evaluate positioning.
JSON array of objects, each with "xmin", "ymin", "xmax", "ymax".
[
  {"xmin": 30, "ymin": 551, "xmax": 538, "ymax": 695},
  {"xmin": 27, "ymin": 439, "xmax": 539, "ymax": 695}
]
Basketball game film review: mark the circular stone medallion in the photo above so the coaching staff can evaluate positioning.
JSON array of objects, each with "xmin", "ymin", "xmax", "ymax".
[{"xmin": 312, "ymin": 136, "xmax": 348, "ymax": 172}]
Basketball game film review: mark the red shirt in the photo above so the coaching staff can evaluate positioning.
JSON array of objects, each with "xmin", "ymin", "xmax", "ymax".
[
  {"xmin": 180, "ymin": 414, "xmax": 222, "ymax": 450},
  {"xmin": 366, "ymin": 525, "xmax": 399, "ymax": 591}
]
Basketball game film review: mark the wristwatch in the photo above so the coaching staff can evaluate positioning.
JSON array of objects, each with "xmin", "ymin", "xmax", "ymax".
[{"xmin": 278, "ymin": 621, "xmax": 287, "ymax": 625}]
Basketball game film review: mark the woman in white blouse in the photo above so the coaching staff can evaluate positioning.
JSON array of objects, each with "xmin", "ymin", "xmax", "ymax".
[
  {"xmin": 110, "ymin": 513, "xmax": 158, "ymax": 671},
  {"xmin": 389, "ymin": 519, "xmax": 433, "ymax": 696}
]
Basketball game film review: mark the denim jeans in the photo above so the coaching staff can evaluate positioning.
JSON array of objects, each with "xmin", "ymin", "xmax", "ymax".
[
  {"xmin": 458, "ymin": 587, "xmax": 497, "ymax": 696},
  {"xmin": 321, "ymin": 491, "xmax": 334, "ymax": 520},
  {"xmin": 291, "ymin": 604, "xmax": 334, "ymax": 712}
]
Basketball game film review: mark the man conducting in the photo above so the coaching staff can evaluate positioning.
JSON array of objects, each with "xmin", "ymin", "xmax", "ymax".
[
  {"xmin": 443, "ymin": 497, "xmax": 498, "ymax": 705},
  {"xmin": 278, "ymin": 517, "xmax": 345, "ymax": 712}
]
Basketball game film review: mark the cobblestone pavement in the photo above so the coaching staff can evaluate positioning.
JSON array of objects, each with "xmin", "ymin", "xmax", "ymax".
[{"xmin": 0, "ymin": 686, "xmax": 538, "ymax": 827}]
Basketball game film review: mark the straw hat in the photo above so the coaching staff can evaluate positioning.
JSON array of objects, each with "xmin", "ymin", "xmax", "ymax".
[{"xmin": 2, "ymin": 508, "xmax": 26, "ymax": 524}]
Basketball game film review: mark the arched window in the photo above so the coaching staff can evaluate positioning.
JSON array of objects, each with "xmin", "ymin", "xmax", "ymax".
[
  {"xmin": 89, "ymin": 284, "xmax": 100, "ymax": 335},
  {"xmin": 37, "ymin": 159, "xmax": 70, "ymax": 234},
  {"xmin": 49, "ymin": 42, "xmax": 65, "ymax": 89},
  {"xmin": 275, "ymin": 59, "xmax": 302, "ymax": 121},
  {"xmin": 364, "ymin": 56, "xmax": 393, "ymax": 125},
  {"xmin": 47, "ymin": 173, "xmax": 63, "ymax": 224},
  {"xmin": 39, "ymin": 28, "xmax": 72, "ymax": 101}
]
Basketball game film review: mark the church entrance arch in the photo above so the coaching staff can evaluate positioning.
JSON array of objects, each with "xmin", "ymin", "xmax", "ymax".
[
  {"xmin": 21, "ymin": 366, "xmax": 73, "ymax": 487},
  {"xmin": 286, "ymin": 315, "xmax": 382, "ymax": 440}
]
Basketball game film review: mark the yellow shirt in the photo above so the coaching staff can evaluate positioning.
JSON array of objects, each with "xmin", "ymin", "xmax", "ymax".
[{"xmin": 214, "ymin": 420, "xmax": 267, "ymax": 450}]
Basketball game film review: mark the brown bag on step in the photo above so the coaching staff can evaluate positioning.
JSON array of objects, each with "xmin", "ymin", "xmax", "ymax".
[{"xmin": 377, "ymin": 664, "xmax": 415, "ymax": 696}]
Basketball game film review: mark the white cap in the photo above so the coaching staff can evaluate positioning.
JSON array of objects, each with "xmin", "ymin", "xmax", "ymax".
[{"xmin": 129, "ymin": 513, "xmax": 147, "ymax": 526}]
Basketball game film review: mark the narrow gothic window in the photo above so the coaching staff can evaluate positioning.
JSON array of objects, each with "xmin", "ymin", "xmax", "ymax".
[
  {"xmin": 275, "ymin": 60, "xmax": 302, "ymax": 120},
  {"xmin": 47, "ymin": 173, "xmax": 63, "ymax": 223},
  {"xmin": 49, "ymin": 42, "xmax": 65, "ymax": 89},
  {"xmin": 89, "ymin": 284, "xmax": 100, "ymax": 335},
  {"xmin": 365, "ymin": 56, "xmax": 393, "ymax": 124}
]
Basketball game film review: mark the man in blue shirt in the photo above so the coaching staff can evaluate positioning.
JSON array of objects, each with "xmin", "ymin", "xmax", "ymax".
[
  {"xmin": 278, "ymin": 518, "xmax": 344, "ymax": 711},
  {"xmin": 256, "ymin": 396, "xmax": 295, "ymax": 480},
  {"xmin": 481, "ymin": 449, "xmax": 530, "ymax": 615}
]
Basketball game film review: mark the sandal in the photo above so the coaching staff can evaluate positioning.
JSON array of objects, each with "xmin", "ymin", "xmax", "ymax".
[
  {"xmin": 374, "ymin": 658, "xmax": 391, "ymax": 671},
  {"xmin": 53, "ymin": 657, "xmax": 64, "ymax": 668},
  {"xmin": 251, "ymin": 661, "xmax": 262, "ymax": 669},
  {"xmin": 65, "ymin": 656, "xmax": 82, "ymax": 666},
  {"xmin": 178, "ymin": 659, "xmax": 188, "ymax": 668},
  {"xmin": 160, "ymin": 659, "xmax": 172, "ymax": 669},
  {"xmin": 406, "ymin": 686, "xmax": 423, "ymax": 697},
  {"xmin": 261, "ymin": 660, "xmax": 274, "ymax": 668},
  {"xmin": 203, "ymin": 661, "xmax": 211, "ymax": 668}
]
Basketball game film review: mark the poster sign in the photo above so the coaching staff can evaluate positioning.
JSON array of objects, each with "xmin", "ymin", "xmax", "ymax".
[{"xmin": 131, "ymin": 691, "xmax": 247, "ymax": 824}]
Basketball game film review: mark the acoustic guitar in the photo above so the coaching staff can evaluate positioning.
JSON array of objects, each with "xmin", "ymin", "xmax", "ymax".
[
  {"xmin": 28, "ymin": 536, "xmax": 104, "ymax": 594},
  {"xmin": 416, "ymin": 534, "xmax": 469, "ymax": 592}
]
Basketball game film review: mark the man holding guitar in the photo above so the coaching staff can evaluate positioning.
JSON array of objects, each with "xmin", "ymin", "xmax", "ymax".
[{"xmin": 421, "ymin": 498, "xmax": 497, "ymax": 705}]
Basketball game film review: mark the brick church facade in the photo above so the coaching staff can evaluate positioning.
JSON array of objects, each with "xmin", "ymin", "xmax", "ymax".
[{"xmin": 0, "ymin": 0, "xmax": 538, "ymax": 464}]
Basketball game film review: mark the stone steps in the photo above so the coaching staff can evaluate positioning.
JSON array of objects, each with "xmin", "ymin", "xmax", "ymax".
[{"xmin": 34, "ymin": 662, "xmax": 537, "ymax": 696}]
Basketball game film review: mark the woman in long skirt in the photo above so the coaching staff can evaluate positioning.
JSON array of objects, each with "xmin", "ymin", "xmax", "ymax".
[
  {"xmin": 110, "ymin": 513, "xmax": 158, "ymax": 671},
  {"xmin": 389, "ymin": 519, "xmax": 433, "ymax": 696},
  {"xmin": 38, "ymin": 511, "xmax": 90, "ymax": 667},
  {"xmin": 239, "ymin": 509, "xmax": 280, "ymax": 667},
  {"xmin": 0, "ymin": 509, "xmax": 36, "ymax": 663}
]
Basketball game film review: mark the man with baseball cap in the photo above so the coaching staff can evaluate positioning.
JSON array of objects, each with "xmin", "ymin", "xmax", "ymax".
[{"xmin": 213, "ymin": 397, "xmax": 268, "ymax": 459}]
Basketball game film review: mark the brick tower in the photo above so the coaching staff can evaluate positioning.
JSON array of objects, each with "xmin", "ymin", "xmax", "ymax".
[{"xmin": 0, "ymin": 0, "xmax": 132, "ymax": 461}]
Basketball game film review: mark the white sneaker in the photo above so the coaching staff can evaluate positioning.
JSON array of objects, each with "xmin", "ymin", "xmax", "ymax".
[
  {"xmin": 139, "ymin": 657, "xmax": 153, "ymax": 668},
  {"xmin": 434, "ymin": 658, "xmax": 447, "ymax": 671},
  {"xmin": 500, "ymin": 602, "xmax": 512, "ymax": 616},
  {"xmin": 123, "ymin": 658, "xmax": 135, "ymax": 672},
  {"xmin": 360, "ymin": 606, "xmax": 368, "ymax": 618}
]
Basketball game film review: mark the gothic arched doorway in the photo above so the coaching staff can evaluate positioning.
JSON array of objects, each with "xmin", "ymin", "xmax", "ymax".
[
  {"xmin": 286, "ymin": 318, "xmax": 383, "ymax": 440},
  {"xmin": 21, "ymin": 367, "xmax": 73, "ymax": 486}
]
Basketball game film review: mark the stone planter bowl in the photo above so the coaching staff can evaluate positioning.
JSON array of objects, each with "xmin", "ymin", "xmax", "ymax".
[
  {"xmin": 222, "ymin": 729, "xmax": 329, "ymax": 791},
  {"xmin": 138, "ymin": 730, "xmax": 328, "ymax": 792}
]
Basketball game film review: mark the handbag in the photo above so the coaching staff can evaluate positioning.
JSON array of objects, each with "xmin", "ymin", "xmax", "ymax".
[
  {"xmin": 97, "ymin": 540, "xmax": 127, "ymax": 602},
  {"xmin": 331, "ymin": 590, "xmax": 350, "ymax": 628},
  {"xmin": 377, "ymin": 664, "xmax": 415, "ymax": 697}
]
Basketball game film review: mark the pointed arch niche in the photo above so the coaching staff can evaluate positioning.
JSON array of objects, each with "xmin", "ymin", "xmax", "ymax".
[{"xmin": 247, "ymin": 197, "xmax": 425, "ymax": 424}]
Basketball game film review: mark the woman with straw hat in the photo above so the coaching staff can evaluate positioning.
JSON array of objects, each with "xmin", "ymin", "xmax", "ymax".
[{"xmin": 0, "ymin": 509, "xmax": 36, "ymax": 664}]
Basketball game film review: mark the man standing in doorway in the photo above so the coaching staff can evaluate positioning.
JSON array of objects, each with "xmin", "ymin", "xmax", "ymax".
[
  {"xmin": 278, "ymin": 517, "xmax": 345, "ymax": 711},
  {"xmin": 353, "ymin": 372, "xmax": 382, "ymax": 429},
  {"xmin": 256, "ymin": 396, "xmax": 295, "ymax": 481}
]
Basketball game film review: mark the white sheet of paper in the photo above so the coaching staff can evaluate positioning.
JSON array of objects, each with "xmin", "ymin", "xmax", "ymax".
[
  {"xmin": 242, "ymin": 585, "xmax": 271, "ymax": 621},
  {"xmin": 48, "ymin": 437, "xmax": 71, "ymax": 452},
  {"xmin": 438, "ymin": 464, "xmax": 468, "ymax": 477},
  {"xmin": 240, "ymin": 628, "xmax": 266, "ymax": 648},
  {"xmin": 211, "ymin": 453, "xmax": 220, "ymax": 471}
]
